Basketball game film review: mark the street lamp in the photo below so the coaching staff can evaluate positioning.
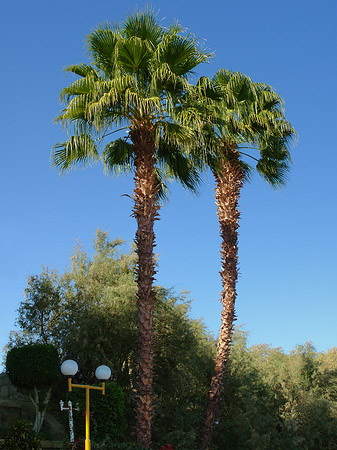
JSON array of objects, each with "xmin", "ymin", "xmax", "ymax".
[{"xmin": 61, "ymin": 360, "xmax": 111, "ymax": 450}]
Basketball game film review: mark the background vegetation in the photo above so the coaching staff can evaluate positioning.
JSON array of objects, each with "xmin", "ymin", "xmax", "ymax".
[{"xmin": 4, "ymin": 231, "xmax": 337, "ymax": 449}]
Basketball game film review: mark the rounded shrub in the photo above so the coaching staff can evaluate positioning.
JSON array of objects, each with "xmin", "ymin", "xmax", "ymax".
[{"xmin": 6, "ymin": 344, "xmax": 59, "ymax": 389}]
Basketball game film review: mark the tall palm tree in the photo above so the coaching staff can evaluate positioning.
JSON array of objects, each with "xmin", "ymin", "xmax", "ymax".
[
  {"xmin": 196, "ymin": 70, "xmax": 296, "ymax": 449},
  {"xmin": 52, "ymin": 11, "xmax": 210, "ymax": 448}
]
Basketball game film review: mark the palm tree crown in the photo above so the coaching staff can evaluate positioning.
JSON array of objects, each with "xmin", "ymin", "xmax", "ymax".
[{"xmin": 53, "ymin": 11, "xmax": 210, "ymax": 178}]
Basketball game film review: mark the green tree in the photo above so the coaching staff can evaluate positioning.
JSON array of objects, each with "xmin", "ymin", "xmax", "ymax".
[
  {"xmin": 212, "ymin": 331, "xmax": 337, "ymax": 450},
  {"xmin": 5, "ymin": 344, "xmax": 59, "ymax": 433},
  {"xmin": 52, "ymin": 11, "xmax": 210, "ymax": 447},
  {"xmin": 195, "ymin": 70, "xmax": 296, "ymax": 449}
]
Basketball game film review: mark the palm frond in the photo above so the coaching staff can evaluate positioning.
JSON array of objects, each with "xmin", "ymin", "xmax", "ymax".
[
  {"xmin": 86, "ymin": 24, "xmax": 120, "ymax": 75},
  {"xmin": 256, "ymin": 157, "xmax": 289, "ymax": 187},
  {"xmin": 157, "ymin": 140, "xmax": 201, "ymax": 193},
  {"xmin": 60, "ymin": 74, "xmax": 98, "ymax": 104},
  {"xmin": 51, "ymin": 135, "xmax": 100, "ymax": 172},
  {"xmin": 118, "ymin": 36, "xmax": 152, "ymax": 74},
  {"xmin": 123, "ymin": 9, "xmax": 163, "ymax": 46},
  {"xmin": 65, "ymin": 63, "xmax": 99, "ymax": 78},
  {"xmin": 156, "ymin": 33, "xmax": 211, "ymax": 77},
  {"xmin": 103, "ymin": 138, "xmax": 134, "ymax": 175}
]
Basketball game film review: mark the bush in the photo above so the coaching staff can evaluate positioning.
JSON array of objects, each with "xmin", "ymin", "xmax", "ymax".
[
  {"xmin": 0, "ymin": 420, "xmax": 42, "ymax": 450},
  {"xmin": 66, "ymin": 381, "xmax": 127, "ymax": 444},
  {"xmin": 6, "ymin": 343, "xmax": 60, "ymax": 389}
]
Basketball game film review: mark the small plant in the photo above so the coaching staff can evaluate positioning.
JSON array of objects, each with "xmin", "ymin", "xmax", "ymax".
[
  {"xmin": 159, "ymin": 445, "xmax": 175, "ymax": 450},
  {"xmin": 0, "ymin": 420, "xmax": 42, "ymax": 450}
]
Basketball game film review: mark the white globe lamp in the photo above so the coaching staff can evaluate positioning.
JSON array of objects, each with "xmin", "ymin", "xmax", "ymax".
[
  {"xmin": 61, "ymin": 360, "xmax": 78, "ymax": 377},
  {"xmin": 95, "ymin": 365, "xmax": 111, "ymax": 381}
]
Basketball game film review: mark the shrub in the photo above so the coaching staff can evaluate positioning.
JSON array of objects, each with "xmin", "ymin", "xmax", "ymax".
[
  {"xmin": 66, "ymin": 381, "xmax": 127, "ymax": 443},
  {"xmin": 0, "ymin": 420, "xmax": 42, "ymax": 450},
  {"xmin": 6, "ymin": 344, "xmax": 59, "ymax": 389}
]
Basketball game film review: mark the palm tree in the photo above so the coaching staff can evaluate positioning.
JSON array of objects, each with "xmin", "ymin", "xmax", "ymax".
[
  {"xmin": 52, "ymin": 11, "xmax": 210, "ymax": 448},
  {"xmin": 196, "ymin": 70, "xmax": 296, "ymax": 449}
]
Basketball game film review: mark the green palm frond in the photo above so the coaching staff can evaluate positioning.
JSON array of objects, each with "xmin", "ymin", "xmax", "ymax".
[
  {"xmin": 59, "ymin": 75, "xmax": 98, "ymax": 104},
  {"xmin": 156, "ymin": 121, "xmax": 195, "ymax": 148},
  {"xmin": 123, "ymin": 9, "xmax": 163, "ymax": 45},
  {"xmin": 150, "ymin": 62, "xmax": 186, "ymax": 95},
  {"xmin": 256, "ymin": 157, "xmax": 289, "ymax": 187},
  {"xmin": 52, "ymin": 135, "xmax": 100, "ymax": 172},
  {"xmin": 118, "ymin": 36, "xmax": 152, "ymax": 74},
  {"xmin": 86, "ymin": 24, "xmax": 119, "ymax": 76},
  {"xmin": 65, "ymin": 63, "xmax": 99, "ymax": 78},
  {"xmin": 157, "ymin": 140, "xmax": 201, "ymax": 192},
  {"xmin": 103, "ymin": 138, "xmax": 134, "ymax": 175},
  {"xmin": 156, "ymin": 33, "xmax": 211, "ymax": 77}
]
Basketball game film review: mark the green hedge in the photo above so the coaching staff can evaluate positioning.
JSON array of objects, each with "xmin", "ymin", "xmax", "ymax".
[{"xmin": 6, "ymin": 344, "xmax": 59, "ymax": 389}]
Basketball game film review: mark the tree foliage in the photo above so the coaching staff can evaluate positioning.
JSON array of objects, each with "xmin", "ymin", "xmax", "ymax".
[
  {"xmin": 5, "ymin": 231, "xmax": 337, "ymax": 449},
  {"xmin": 212, "ymin": 331, "xmax": 337, "ymax": 450},
  {"xmin": 6, "ymin": 344, "xmax": 59, "ymax": 389},
  {"xmin": 6, "ymin": 230, "xmax": 215, "ymax": 446}
]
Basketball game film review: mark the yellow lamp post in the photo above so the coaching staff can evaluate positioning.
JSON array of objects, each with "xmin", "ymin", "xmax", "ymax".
[{"xmin": 61, "ymin": 360, "xmax": 111, "ymax": 450}]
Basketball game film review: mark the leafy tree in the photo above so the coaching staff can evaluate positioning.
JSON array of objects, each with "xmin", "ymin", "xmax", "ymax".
[
  {"xmin": 211, "ymin": 331, "xmax": 337, "ymax": 450},
  {"xmin": 17, "ymin": 271, "xmax": 62, "ymax": 345},
  {"xmin": 191, "ymin": 71, "xmax": 296, "ymax": 449},
  {"xmin": 52, "ymin": 11, "xmax": 210, "ymax": 447},
  {"xmin": 5, "ymin": 344, "xmax": 59, "ymax": 433}
]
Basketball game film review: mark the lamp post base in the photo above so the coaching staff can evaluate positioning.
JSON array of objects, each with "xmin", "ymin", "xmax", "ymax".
[{"xmin": 85, "ymin": 438, "xmax": 91, "ymax": 450}]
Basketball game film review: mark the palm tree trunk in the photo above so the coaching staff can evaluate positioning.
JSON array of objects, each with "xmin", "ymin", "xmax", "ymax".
[
  {"xmin": 130, "ymin": 122, "xmax": 159, "ymax": 449},
  {"xmin": 201, "ymin": 151, "xmax": 244, "ymax": 450}
]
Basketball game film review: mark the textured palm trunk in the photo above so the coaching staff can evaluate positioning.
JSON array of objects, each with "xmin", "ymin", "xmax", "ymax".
[
  {"xmin": 130, "ymin": 122, "xmax": 159, "ymax": 449},
  {"xmin": 201, "ymin": 148, "xmax": 244, "ymax": 450}
]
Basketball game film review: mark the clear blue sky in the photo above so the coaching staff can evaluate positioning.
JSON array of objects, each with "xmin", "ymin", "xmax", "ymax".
[{"xmin": 1, "ymin": 0, "xmax": 336, "ymax": 363}]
